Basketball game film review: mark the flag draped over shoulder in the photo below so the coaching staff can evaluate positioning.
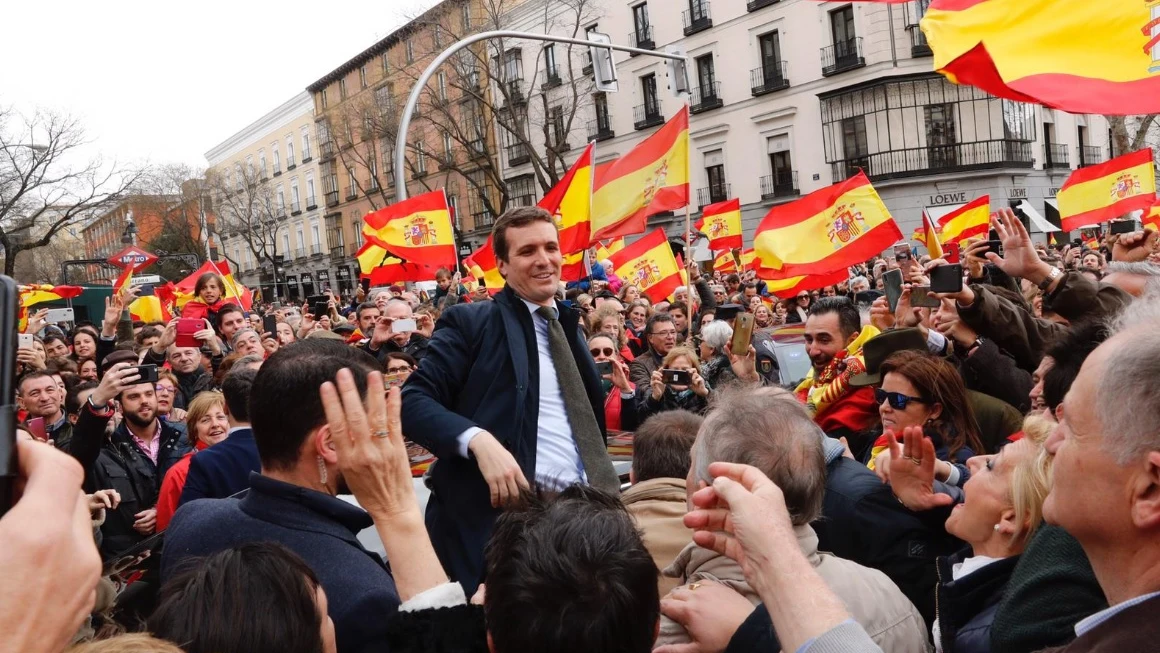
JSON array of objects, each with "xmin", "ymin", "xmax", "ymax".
[
  {"xmin": 754, "ymin": 172, "xmax": 902, "ymax": 277},
  {"xmin": 1057, "ymin": 149, "xmax": 1157, "ymax": 232},
  {"xmin": 921, "ymin": 0, "xmax": 1160, "ymax": 114},
  {"xmin": 591, "ymin": 107, "xmax": 689, "ymax": 241},
  {"xmin": 608, "ymin": 229, "xmax": 682, "ymax": 304},
  {"xmin": 938, "ymin": 195, "xmax": 991, "ymax": 243},
  {"xmin": 695, "ymin": 198, "xmax": 743, "ymax": 251},
  {"xmin": 920, "ymin": 210, "xmax": 944, "ymax": 259},
  {"xmin": 362, "ymin": 190, "xmax": 457, "ymax": 268},
  {"xmin": 464, "ymin": 237, "xmax": 505, "ymax": 295},
  {"xmin": 175, "ymin": 261, "xmax": 252, "ymax": 311}
]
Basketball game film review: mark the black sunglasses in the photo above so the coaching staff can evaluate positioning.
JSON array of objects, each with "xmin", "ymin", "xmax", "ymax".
[
  {"xmin": 590, "ymin": 347, "xmax": 616, "ymax": 357},
  {"xmin": 875, "ymin": 388, "xmax": 927, "ymax": 410}
]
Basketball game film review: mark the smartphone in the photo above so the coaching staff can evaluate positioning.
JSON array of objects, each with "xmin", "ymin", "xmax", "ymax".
[
  {"xmin": 944, "ymin": 242, "xmax": 961, "ymax": 264},
  {"xmin": 595, "ymin": 360, "xmax": 614, "ymax": 376},
  {"xmin": 25, "ymin": 417, "xmax": 46, "ymax": 443},
  {"xmin": 17, "ymin": 333, "xmax": 33, "ymax": 350},
  {"xmin": 0, "ymin": 275, "xmax": 18, "ymax": 517},
  {"xmin": 175, "ymin": 318, "xmax": 202, "ymax": 349},
  {"xmin": 929, "ymin": 264, "xmax": 964, "ymax": 294},
  {"xmin": 391, "ymin": 318, "xmax": 417, "ymax": 333},
  {"xmin": 133, "ymin": 364, "xmax": 159, "ymax": 384},
  {"xmin": 731, "ymin": 312, "xmax": 755, "ymax": 355},
  {"xmin": 983, "ymin": 239, "xmax": 1004, "ymax": 257},
  {"xmin": 661, "ymin": 369, "xmax": 692, "ymax": 385},
  {"xmin": 312, "ymin": 302, "xmax": 329, "ymax": 318},
  {"xmin": 44, "ymin": 307, "xmax": 75, "ymax": 324},
  {"xmin": 911, "ymin": 285, "xmax": 941, "ymax": 308},
  {"xmin": 1109, "ymin": 220, "xmax": 1140, "ymax": 235},
  {"xmin": 883, "ymin": 269, "xmax": 904, "ymax": 313},
  {"xmin": 103, "ymin": 531, "xmax": 166, "ymax": 576},
  {"xmin": 262, "ymin": 314, "xmax": 278, "ymax": 335},
  {"xmin": 893, "ymin": 243, "xmax": 912, "ymax": 262}
]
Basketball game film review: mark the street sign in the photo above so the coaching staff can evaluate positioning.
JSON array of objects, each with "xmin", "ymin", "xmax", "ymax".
[
  {"xmin": 107, "ymin": 245, "xmax": 158, "ymax": 272},
  {"xmin": 587, "ymin": 31, "xmax": 619, "ymax": 93},
  {"xmin": 134, "ymin": 274, "xmax": 162, "ymax": 285}
]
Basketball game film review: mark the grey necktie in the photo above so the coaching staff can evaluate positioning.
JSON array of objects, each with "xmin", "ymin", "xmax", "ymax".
[{"xmin": 535, "ymin": 305, "xmax": 620, "ymax": 493}]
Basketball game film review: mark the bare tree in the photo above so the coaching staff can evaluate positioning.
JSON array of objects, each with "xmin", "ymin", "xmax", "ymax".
[
  {"xmin": 0, "ymin": 106, "xmax": 144, "ymax": 277},
  {"xmin": 11, "ymin": 237, "xmax": 83, "ymax": 284},
  {"xmin": 135, "ymin": 163, "xmax": 211, "ymax": 261},
  {"xmin": 1105, "ymin": 115, "xmax": 1159, "ymax": 159},
  {"xmin": 205, "ymin": 162, "xmax": 285, "ymax": 280}
]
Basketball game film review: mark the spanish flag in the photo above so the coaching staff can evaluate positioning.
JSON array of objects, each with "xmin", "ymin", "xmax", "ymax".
[
  {"xmin": 920, "ymin": 210, "xmax": 944, "ymax": 259},
  {"xmin": 608, "ymin": 229, "xmax": 682, "ymax": 304},
  {"xmin": 464, "ymin": 237, "xmax": 505, "ymax": 295},
  {"xmin": 540, "ymin": 143, "xmax": 593, "ymax": 256},
  {"xmin": 1144, "ymin": 199, "xmax": 1160, "ymax": 230},
  {"xmin": 175, "ymin": 261, "xmax": 252, "ymax": 311},
  {"xmin": 128, "ymin": 289, "xmax": 172, "ymax": 324},
  {"xmin": 695, "ymin": 198, "xmax": 743, "ymax": 251},
  {"xmin": 760, "ymin": 269, "xmax": 850, "ymax": 301},
  {"xmin": 591, "ymin": 107, "xmax": 689, "ymax": 241},
  {"xmin": 362, "ymin": 190, "xmax": 457, "ymax": 268},
  {"xmin": 754, "ymin": 172, "xmax": 902, "ymax": 277},
  {"xmin": 112, "ymin": 268, "xmax": 134, "ymax": 296},
  {"xmin": 1058, "ymin": 149, "xmax": 1157, "ymax": 232},
  {"xmin": 713, "ymin": 250, "xmax": 737, "ymax": 274},
  {"xmin": 594, "ymin": 238, "xmax": 625, "ymax": 261},
  {"xmin": 355, "ymin": 241, "xmax": 436, "ymax": 284},
  {"xmin": 937, "ymin": 195, "xmax": 991, "ymax": 244},
  {"xmin": 561, "ymin": 251, "xmax": 587, "ymax": 283},
  {"xmin": 18, "ymin": 284, "xmax": 84, "ymax": 331},
  {"xmin": 738, "ymin": 249, "xmax": 757, "ymax": 271},
  {"xmin": 921, "ymin": 0, "xmax": 1160, "ymax": 114}
]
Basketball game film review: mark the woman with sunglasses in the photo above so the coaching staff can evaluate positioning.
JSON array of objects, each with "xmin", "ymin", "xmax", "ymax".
[
  {"xmin": 872, "ymin": 350, "xmax": 986, "ymax": 488},
  {"xmin": 589, "ymin": 305, "xmax": 635, "ymax": 362},
  {"xmin": 587, "ymin": 334, "xmax": 638, "ymax": 432}
]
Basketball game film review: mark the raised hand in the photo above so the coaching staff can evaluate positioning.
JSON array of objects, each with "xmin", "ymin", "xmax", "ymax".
[{"xmin": 885, "ymin": 427, "xmax": 955, "ymax": 512}]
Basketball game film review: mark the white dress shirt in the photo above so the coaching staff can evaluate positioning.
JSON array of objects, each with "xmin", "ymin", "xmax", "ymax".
[{"xmin": 456, "ymin": 298, "xmax": 586, "ymax": 490}]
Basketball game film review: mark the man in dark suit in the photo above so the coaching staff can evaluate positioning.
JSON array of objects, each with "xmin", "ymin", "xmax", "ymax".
[
  {"xmin": 179, "ymin": 366, "xmax": 260, "ymax": 504},
  {"xmin": 403, "ymin": 206, "xmax": 620, "ymax": 592}
]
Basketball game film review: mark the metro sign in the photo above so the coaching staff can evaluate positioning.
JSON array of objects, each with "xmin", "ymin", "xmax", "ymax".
[{"xmin": 107, "ymin": 245, "xmax": 159, "ymax": 272}]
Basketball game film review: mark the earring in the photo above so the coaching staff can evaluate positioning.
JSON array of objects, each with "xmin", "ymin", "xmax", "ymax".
[
  {"xmin": 993, "ymin": 524, "xmax": 1001, "ymax": 532},
  {"xmin": 317, "ymin": 456, "xmax": 328, "ymax": 486}
]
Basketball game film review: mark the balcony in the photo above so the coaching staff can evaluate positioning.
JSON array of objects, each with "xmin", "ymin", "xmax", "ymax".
[
  {"xmin": 273, "ymin": 165, "xmax": 282, "ymax": 177},
  {"xmin": 697, "ymin": 183, "xmax": 731, "ymax": 209},
  {"xmin": 287, "ymin": 160, "xmax": 296, "ymax": 171},
  {"xmin": 689, "ymin": 82, "xmax": 723, "ymax": 114},
  {"xmin": 634, "ymin": 102, "xmax": 664, "ymax": 131},
  {"xmin": 587, "ymin": 119, "xmax": 615, "ymax": 142},
  {"xmin": 306, "ymin": 196, "xmax": 317, "ymax": 210},
  {"xmin": 325, "ymin": 190, "xmax": 339, "ymax": 207},
  {"xmin": 760, "ymin": 171, "xmax": 800, "ymax": 200},
  {"xmin": 330, "ymin": 244, "xmax": 346, "ymax": 259},
  {"xmin": 747, "ymin": 0, "xmax": 779, "ymax": 11},
  {"xmin": 472, "ymin": 210, "xmax": 495, "ymax": 230},
  {"xmin": 311, "ymin": 244, "xmax": 322, "ymax": 256},
  {"xmin": 582, "ymin": 61, "xmax": 594, "ymax": 77},
  {"xmin": 260, "ymin": 172, "xmax": 269, "ymax": 182},
  {"xmin": 682, "ymin": 1, "xmax": 713, "ymax": 36},
  {"xmin": 1079, "ymin": 145, "xmax": 1105, "ymax": 167},
  {"xmin": 1044, "ymin": 143, "xmax": 1070, "ymax": 170},
  {"xmin": 630, "ymin": 25, "xmax": 655, "ymax": 54},
  {"xmin": 302, "ymin": 153, "xmax": 312, "ymax": 163},
  {"xmin": 908, "ymin": 24, "xmax": 931, "ymax": 57},
  {"xmin": 294, "ymin": 248, "xmax": 306, "ymax": 260},
  {"xmin": 507, "ymin": 143, "xmax": 531, "ymax": 167},
  {"xmin": 320, "ymin": 141, "xmax": 336, "ymax": 161},
  {"xmin": 541, "ymin": 64, "xmax": 562, "ymax": 90},
  {"xmin": 503, "ymin": 80, "xmax": 526, "ymax": 106},
  {"xmin": 751, "ymin": 63, "xmax": 790, "ymax": 96},
  {"xmin": 821, "ymin": 37, "xmax": 865, "ymax": 76},
  {"xmin": 829, "ymin": 139, "xmax": 1035, "ymax": 182},
  {"xmin": 291, "ymin": 201, "xmax": 302, "ymax": 215},
  {"xmin": 345, "ymin": 187, "xmax": 358, "ymax": 201},
  {"xmin": 510, "ymin": 192, "xmax": 537, "ymax": 208}
]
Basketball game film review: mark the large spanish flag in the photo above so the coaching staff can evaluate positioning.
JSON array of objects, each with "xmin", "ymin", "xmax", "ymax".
[
  {"xmin": 355, "ymin": 241, "xmax": 438, "ymax": 284},
  {"xmin": 695, "ymin": 198, "xmax": 743, "ymax": 251},
  {"xmin": 920, "ymin": 210, "xmax": 944, "ymax": 259},
  {"xmin": 760, "ymin": 269, "xmax": 850, "ymax": 300},
  {"xmin": 754, "ymin": 172, "xmax": 902, "ymax": 277},
  {"xmin": 540, "ymin": 143, "xmax": 593, "ymax": 256},
  {"xmin": 464, "ymin": 237, "xmax": 505, "ymax": 295},
  {"xmin": 362, "ymin": 190, "xmax": 457, "ymax": 268},
  {"xmin": 1057, "ymin": 149, "xmax": 1157, "ymax": 232},
  {"xmin": 938, "ymin": 195, "xmax": 991, "ymax": 244},
  {"xmin": 561, "ymin": 251, "xmax": 587, "ymax": 283},
  {"xmin": 591, "ymin": 107, "xmax": 689, "ymax": 241},
  {"xmin": 921, "ymin": 0, "xmax": 1160, "ymax": 114},
  {"xmin": 608, "ymin": 229, "xmax": 682, "ymax": 304}
]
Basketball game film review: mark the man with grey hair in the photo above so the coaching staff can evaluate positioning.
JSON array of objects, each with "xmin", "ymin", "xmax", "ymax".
[
  {"xmin": 230, "ymin": 328, "xmax": 263, "ymax": 358},
  {"xmin": 1039, "ymin": 294, "xmax": 1160, "ymax": 650},
  {"xmin": 656, "ymin": 387, "xmax": 928, "ymax": 652}
]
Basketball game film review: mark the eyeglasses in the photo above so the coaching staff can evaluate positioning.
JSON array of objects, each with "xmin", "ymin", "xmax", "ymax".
[
  {"xmin": 650, "ymin": 330, "xmax": 677, "ymax": 338},
  {"xmin": 154, "ymin": 384, "xmax": 174, "ymax": 395},
  {"xmin": 589, "ymin": 347, "xmax": 615, "ymax": 357},
  {"xmin": 874, "ymin": 388, "xmax": 927, "ymax": 410},
  {"xmin": 386, "ymin": 367, "xmax": 412, "ymax": 374}
]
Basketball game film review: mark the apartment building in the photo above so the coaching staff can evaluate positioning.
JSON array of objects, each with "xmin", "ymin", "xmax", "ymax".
[
  {"xmin": 207, "ymin": 93, "xmax": 329, "ymax": 301},
  {"xmin": 493, "ymin": 0, "xmax": 1111, "ymax": 245}
]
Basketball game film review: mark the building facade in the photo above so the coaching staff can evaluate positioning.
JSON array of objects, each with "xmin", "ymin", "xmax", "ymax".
[
  {"xmin": 208, "ymin": 93, "xmax": 331, "ymax": 301},
  {"xmin": 492, "ymin": 0, "xmax": 1111, "ymax": 250}
]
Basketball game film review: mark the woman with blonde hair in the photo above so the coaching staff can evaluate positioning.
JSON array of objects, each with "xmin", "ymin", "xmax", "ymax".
[
  {"xmin": 155, "ymin": 391, "xmax": 230, "ymax": 531},
  {"xmin": 636, "ymin": 346, "xmax": 711, "ymax": 420},
  {"xmin": 589, "ymin": 304, "xmax": 634, "ymax": 361}
]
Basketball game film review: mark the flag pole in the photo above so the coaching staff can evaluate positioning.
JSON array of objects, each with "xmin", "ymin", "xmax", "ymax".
[{"xmin": 683, "ymin": 105, "xmax": 694, "ymax": 347}]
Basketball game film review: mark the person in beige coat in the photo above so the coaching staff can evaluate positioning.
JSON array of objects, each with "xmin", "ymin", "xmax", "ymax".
[
  {"xmin": 621, "ymin": 410, "xmax": 703, "ymax": 598},
  {"xmin": 656, "ymin": 388, "xmax": 930, "ymax": 653}
]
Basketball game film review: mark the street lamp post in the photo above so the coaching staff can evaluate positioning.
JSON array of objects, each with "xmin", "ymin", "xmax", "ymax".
[{"xmin": 120, "ymin": 217, "xmax": 138, "ymax": 246}]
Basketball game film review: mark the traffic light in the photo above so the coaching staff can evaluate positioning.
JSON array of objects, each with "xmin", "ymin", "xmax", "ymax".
[
  {"xmin": 665, "ymin": 44, "xmax": 690, "ymax": 97},
  {"xmin": 586, "ymin": 31, "xmax": 619, "ymax": 93}
]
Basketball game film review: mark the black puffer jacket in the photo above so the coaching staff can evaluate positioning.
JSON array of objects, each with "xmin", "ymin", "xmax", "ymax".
[{"xmin": 935, "ymin": 549, "xmax": 1020, "ymax": 653}]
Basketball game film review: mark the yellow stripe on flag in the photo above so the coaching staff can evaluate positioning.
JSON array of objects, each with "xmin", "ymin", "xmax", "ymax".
[
  {"xmin": 608, "ymin": 229, "xmax": 682, "ymax": 304},
  {"xmin": 1058, "ymin": 149, "xmax": 1157, "ymax": 232},
  {"xmin": 540, "ymin": 144, "xmax": 593, "ymax": 255},
  {"xmin": 938, "ymin": 196, "xmax": 991, "ymax": 244}
]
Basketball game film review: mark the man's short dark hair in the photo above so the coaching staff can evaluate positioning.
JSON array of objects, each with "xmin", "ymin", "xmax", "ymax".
[
  {"xmin": 18, "ymin": 370, "xmax": 56, "ymax": 395},
  {"xmin": 644, "ymin": 312, "xmax": 674, "ymax": 336},
  {"xmin": 249, "ymin": 339, "xmax": 379, "ymax": 471},
  {"xmin": 808, "ymin": 296, "xmax": 861, "ymax": 339},
  {"xmin": 218, "ymin": 303, "xmax": 244, "ymax": 321},
  {"xmin": 42, "ymin": 333, "xmax": 67, "ymax": 348},
  {"xmin": 633, "ymin": 411, "xmax": 702, "ymax": 482},
  {"xmin": 492, "ymin": 206, "xmax": 555, "ymax": 262},
  {"xmin": 68, "ymin": 381, "xmax": 99, "ymax": 416},
  {"xmin": 668, "ymin": 303, "xmax": 687, "ymax": 318},
  {"xmin": 1043, "ymin": 321, "xmax": 1111, "ymax": 411},
  {"xmin": 222, "ymin": 367, "xmax": 257, "ymax": 423},
  {"xmin": 485, "ymin": 485, "xmax": 660, "ymax": 653},
  {"xmin": 725, "ymin": 274, "xmax": 740, "ymax": 285},
  {"xmin": 355, "ymin": 302, "xmax": 378, "ymax": 318},
  {"xmin": 135, "ymin": 325, "xmax": 163, "ymax": 346}
]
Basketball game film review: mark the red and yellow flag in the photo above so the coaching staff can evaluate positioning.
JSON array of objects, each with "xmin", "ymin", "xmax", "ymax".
[
  {"xmin": 937, "ymin": 195, "xmax": 991, "ymax": 244},
  {"xmin": 362, "ymin": 190, "xmax": 457, "ymax": 268},
  {"xmin": 594, "ymin": 238, "xmax": 625, "ymax": 261},
  {"xmin": 695, "ymin": 198, "xmax": 743, "ymax": 251},
  {"xmin": 1144, "ymin": 199, "xmax": 1160, "ymax": 230},
  {"xmin": 760, "ymin": 269, "xmax": 850, "ymax": 301},
  {"xmin": 754, "ymin": 172, "xmax": 903, "ymax": 277},
  {"xmin": 713, "ymin": 250, "xmax": 737, "ymax": 274},
  {"xmin": 112, "ymin": 268, "xmax": 134, "ymax": 296},
  {"xmin": 921, "ymin": 0, "xmax": 1160, "ymax": 114},
  {"xmin": 591, "ymin": 107, "xmax": 689, "ymax": 241},
  {"xmin": 608, "ymin": 229, "xmax": 682, "ymax": 304},
  {"xmin": 738, "ymin": 249, "xmax": 757, "ymax": 271},
  {"xmin": 175, "ymin": 261, "xmax": 252, "ymax": 311},
  {"xmin": 355, "ymin": 241, "xmax": 437, "ymax": 284},
  {"xmin": 129, "ymin": 290, "xmax": 172, "ymax": 324},
  {"xmin": 920, "ymin": 210, "xmax": 944, "ymax": 259},
  {"xmin": 561, "ymin": 251, "xmax": 586, "ymax": 283},
  {"xmin": 18, "ymin": 284, "xmax": 84, "ymax": 331},
  {"xmin": 540, "ymin": 143, "xmax": 593, "ymax": 256},
  {"xmin": 464, "ymin": 237, "xmax": 505, "ymax": 295},
  {"xmin": 1058, "ymin": 149, "xmax": 1157, "ymax": 232}
]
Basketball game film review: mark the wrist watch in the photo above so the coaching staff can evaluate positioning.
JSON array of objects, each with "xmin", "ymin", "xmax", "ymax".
[
  {"xmin": 1037, "ymin": 266, "xmax": 1062, "ymax": 293},
  {"xmin": 87, "ymin": 394, "xmax": 114, "ymax": 415}
]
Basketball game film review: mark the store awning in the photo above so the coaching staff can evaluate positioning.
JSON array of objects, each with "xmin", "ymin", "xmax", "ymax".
[{"xmin": 1018, "ymin": 200, "xmax": 1060, "ymax": 233}]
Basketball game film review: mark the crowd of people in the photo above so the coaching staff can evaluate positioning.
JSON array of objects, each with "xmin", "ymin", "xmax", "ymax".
[{"xmin": 4, "ymin": 202, "xmax": 1160, "ymax": 653}]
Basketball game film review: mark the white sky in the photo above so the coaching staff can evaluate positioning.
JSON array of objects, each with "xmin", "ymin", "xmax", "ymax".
[{"xmin": 1, "ymin": 0, "xmax": 440, "ymax": 169}]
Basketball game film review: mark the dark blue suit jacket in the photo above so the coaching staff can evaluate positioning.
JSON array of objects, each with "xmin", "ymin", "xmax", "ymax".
[
  {"xmin": 163, "ymin": 473, "xmax": 399, "ymax": 653},
  {"xmin": 401, "ymin": 286, "xmax": 605, "ymax": 592},
  {"xmin": 178, "ymin": 427, "xmax": 260, "ymax": 505}
]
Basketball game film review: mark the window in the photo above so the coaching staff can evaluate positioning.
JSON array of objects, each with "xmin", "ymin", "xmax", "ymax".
[
  {"xmin": 416, "ymin": 142, "xmax": 427, "ymax": 174},
  {"xmin": 770, "ymin": 149, "xmax": 793, "ymax": 191},
  {"xmin": 841, "ymin": 116, "xmax": 869, "ymax": 177},
  {"xmin": 381, "ymin": 53, "xmax": 390, "ymax": 75},
  {"xmin": 234, "ymin": 245, "xmax": 242, "ymax": 269},
  {"xmin": 433, "ymin": 25, "xmax": 442, "ymax": 48},
  {"xmin": 272, "ymin": 146, "xmax": 281, "ymax": 173},
  {"xmin": 461, "ymin": 2, "xmax": 471, "ymax": 30},
  {"xmin": 705, "ymin": 161, "xmax": 726, "ymax": 203},
  {"xmin": 347, "ymin": 168, "xmax": 356, "ymax": 194},
  {"xmin": 641, "ymin": 73, "xmax": 659, "ymax": 115},
  {"xmin": 831, "ymin": 5, "xmax": 855, "ymax": 46},
  {"xmin": 503, "ymin": 48, "xmax": 522, "ymax": 81},
  {"xmin": 550, "ymin": 106, "xmax": 567, "ymax": 147},
  {"xmin": 339, "ymin": 78, "xmax": 347, "ymax": 99},
  {"xmin": 437, "ymin": 71, "xmax": 448, "ymax": 101},
  {"xmin": 259, "ymin": 152, "xmax": 267, "ymax": 177},
  {"xmin": 405, "ymin": 39, "xmax": 414, "ymax": 63},
  {"xmin": 292, "ymin": 182, "xmax": 301, "ymax": 206},
  {"xmin": 359, "ymin": 64, "xmax": 368, "ymax": 88},
  {"xmin": 595, "ymin": 92, "xmax": 612, "ymax": 131},
  {"xmin": 306, "ymin": 177, "xmax": 316, "ymax": 206},
  {"xmin": 695, "ymin": 54, "xmax": 716, "ymax": 99},
  {"xmin": 321, "ymin": 89, "xmax": 328, "ymax": 109},
  {"xmin": 296, "ymin": 225, "xmax": 305, "ymax": 249},
  {"xmin": 282, "ymin": 233, "xmax": 290, "ymax": 255},
  {"xmin": 286, "ymin": 137, "xmax": 295, "ymax": 166},
  {"xmin": 633, "ymin": 4, "xmax": 651, "ymax": 45},
  {"xmin": 758, "ymin": 31, "xmax": 782, "ymax": 79},
  {"xmin": 245, "ymin": 155, "xmax": 254, "ymax": 175},
  {"xmin": 312, "ymin": 223, "xmax": 322, "ymax": 249},
  {"xmin": 245, "ymin": 249, "xmax": 253, "ymax": 270},
  {"xmin": 443, "ymin": 133, "xmax": 453, "ymax": 161},
  {"xmin": 369, "ymin": 154, "xmax": 378, "ymax": 181},
  {"xmin": 302, "ymin": 131, "xmax": 312, "ymax": 160},
  {"xmin": 544, "ymin": 44, "xmax": 558, "ymax": 79},
  {"xmin": 924, "ymin": 104, "xmax": 958, "ymax": 168},
  {"xmin": 277, "ymin": 187, "xmax": 286, "ymax": 212},
  {"xmin": 447, "ymin": 194, "xmax": 460, "ymax": 229}
]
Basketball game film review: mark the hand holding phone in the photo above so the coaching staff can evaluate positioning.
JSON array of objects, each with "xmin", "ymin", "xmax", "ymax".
[
  {"xmin": 175, "ymin": 318, "xmax": 202, "ymax": 349},
  {"xmin": 661, "ymin": 369, "xmax": 692, "ymax": 385},
  {"xmin": 929, "ymin": 264, "xmax": 964, "ymax": 294},
  {"xmin": 391, "ymin": 318, "xmax": 417, "ymax": 333},
  {"xmin": 883, "ymin": 269, "xmax": 904, "ymax": 313},
  {"xmin": 731, "ymin": 312, "xmax": 755, "ymax": 355},
  {"xmin": 944, "ymin": 242, "xmax": 961, "ymax": 264}
]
